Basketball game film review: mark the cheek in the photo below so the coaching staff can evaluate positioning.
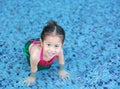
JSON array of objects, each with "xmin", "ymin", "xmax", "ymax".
[
  {"xmin": 43, "ymin": 46, "xmax": 48, "ymax": 51},
  {"xmin": 55, "ymin": 48, "xmax": 61, "ymax": 53}
]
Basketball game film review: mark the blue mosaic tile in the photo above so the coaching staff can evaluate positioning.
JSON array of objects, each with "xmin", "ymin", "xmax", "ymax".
[{"xmin": 0, "ymin": 0, "xmax": 120, "ymax": 89}]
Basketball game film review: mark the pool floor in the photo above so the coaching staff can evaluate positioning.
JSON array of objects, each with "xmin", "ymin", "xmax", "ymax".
[{"xmin": 0, "ymin": 0, "xmax": 120, "ymax": 89}]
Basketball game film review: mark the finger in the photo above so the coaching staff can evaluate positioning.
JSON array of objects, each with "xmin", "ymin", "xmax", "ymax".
[
  {"xmin": 67, "ymin": 75, "xmax": 70, "ymax": 79},
  {"xmin": 62, "ymin": 75, "xmax": 69, "ymax": 80},
  {"xmin": 61, "ymin": 75, "xmax": 66, "ymax": 79},
  {"xmin": 23, "ymin": 79, "xmax": 27, "ymax": 84},
  {"xmin": 60, "ymin": 75, "xmax": 64, "ymax": 79},
  {"xmin": 66, "ymin": 73, "xmax": 69, "ymax": 76},
  {"xmin": 27, "ymin": 81, "xmax": 31, "ymax": 86},
  {"xmin": 65, "ymin": 76, "xmax": 69, "ymax": 80}
]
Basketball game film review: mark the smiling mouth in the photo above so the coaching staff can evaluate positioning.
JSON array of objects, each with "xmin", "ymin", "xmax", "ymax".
[{"xmin": 47, "ymin": 53, "xmax": 55, "ymax": 57}]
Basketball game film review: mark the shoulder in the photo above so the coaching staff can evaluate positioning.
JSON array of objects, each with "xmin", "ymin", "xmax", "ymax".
[{"xmin": 29, "ymin": 45, "xmax": 41, "ymax": 59}]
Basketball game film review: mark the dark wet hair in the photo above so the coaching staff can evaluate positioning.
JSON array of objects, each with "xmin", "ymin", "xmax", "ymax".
[{"xmin": 41, "ymin": 20, "xmax": 65, "ymax": 44}]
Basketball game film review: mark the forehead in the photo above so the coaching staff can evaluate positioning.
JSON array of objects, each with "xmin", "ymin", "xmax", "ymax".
[{"xmin": 44, "ymin": 35, "xmax": 62, "ymax": 44}]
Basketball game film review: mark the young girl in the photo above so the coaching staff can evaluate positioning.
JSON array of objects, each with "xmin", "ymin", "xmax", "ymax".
[{"xmin": 23, "ymin": 20, "xmax": 69, "ymax": 86}]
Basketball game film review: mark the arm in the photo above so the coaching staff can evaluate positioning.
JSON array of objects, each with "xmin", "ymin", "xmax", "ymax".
[
  {"xmin": 58, "ymin": 48, "xmax": 69, "ymax": 79},
  {"xmin": 23, "ymin": 47, "xmax": 40, "ymax": 86},
  {"xmin": 58, "ymin": 48, "xmax": 65, "ymax": 69},
  {"xmin": 29, "ymin": 46, "xmax": 40, "ymax": 77},
  {"xmin": 29, "ymin": 56, "xmax": 38, "ymax": 77}
]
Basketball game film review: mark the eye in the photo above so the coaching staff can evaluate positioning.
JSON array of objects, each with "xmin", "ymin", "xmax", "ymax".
[
  {"xmin": 55, "ymin": 45, "xmax": 59, "ymax": 48},
  {"xmin": 47, "ymin": 44, "xmax": 51, "ymax": 46}
]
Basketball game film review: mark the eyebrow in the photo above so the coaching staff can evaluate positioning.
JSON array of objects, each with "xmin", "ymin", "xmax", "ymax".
[{"xmin": 45, "ymin": 42, "xmax": 61, "ymax": 45}]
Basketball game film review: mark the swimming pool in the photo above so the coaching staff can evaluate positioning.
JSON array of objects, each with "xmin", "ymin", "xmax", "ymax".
[{"xmin": 0, "ymin": 0, "xmax": 120, "ymax": 89}]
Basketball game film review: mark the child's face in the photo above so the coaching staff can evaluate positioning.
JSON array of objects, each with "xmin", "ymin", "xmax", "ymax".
[{"xmin": 41, "ymin": 35, "xmax": 63, "ymax": 60}]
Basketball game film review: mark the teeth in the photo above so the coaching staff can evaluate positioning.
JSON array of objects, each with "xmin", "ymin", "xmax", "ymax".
[
  {"xmin": 47, "ymin": 51, "xmax": 55, "ymax": 58},
  {"xmin": 48, "ymin": 53, "xmax": 53, "ymax": 56}
]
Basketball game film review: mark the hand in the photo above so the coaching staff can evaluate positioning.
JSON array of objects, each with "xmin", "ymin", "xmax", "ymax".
[
  {"xmin": 58, "ymin": 70, "xmax": 69, "ymax": 79},
  {"xmin": 23, "ymin": 76, "xmax": 36, "ymax": 86}
]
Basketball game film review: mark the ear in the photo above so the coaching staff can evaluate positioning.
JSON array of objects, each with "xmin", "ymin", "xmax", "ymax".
[
  {"xmin": 62, "ymin": 42, "xmax": 65, "ymax": 46},
  {"xmin": 40, "ymin": 38, "xmax": 42, "ymax": 41},
  {"xmin": 40, "ymin": 39, "xmax": 44, "ymax": 46}
]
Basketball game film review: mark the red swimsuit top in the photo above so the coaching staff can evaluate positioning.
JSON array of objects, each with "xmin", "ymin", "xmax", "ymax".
[{"xmin": 29, "ymin": 40, "xmax": 58, "ymax": 66}]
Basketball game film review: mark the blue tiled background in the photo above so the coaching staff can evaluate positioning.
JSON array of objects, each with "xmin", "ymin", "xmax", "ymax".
[{"xmin": 0, "ymin": 0, "xmax": 120, "ymax": 89}]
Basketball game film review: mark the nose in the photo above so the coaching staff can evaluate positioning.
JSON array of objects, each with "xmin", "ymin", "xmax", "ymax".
[{"xmin": 49, "ymin": 46, "xmax": 55, "ymax": 52}]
